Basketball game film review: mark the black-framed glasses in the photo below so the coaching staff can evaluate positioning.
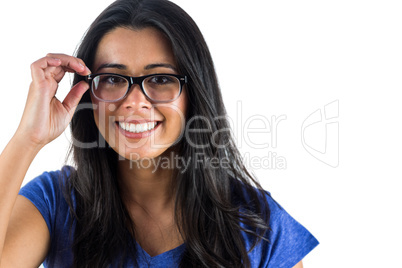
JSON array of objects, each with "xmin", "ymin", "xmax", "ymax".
[{"xmin": 86, "ymin": 73, "xmax": 188, "ymax": 103}]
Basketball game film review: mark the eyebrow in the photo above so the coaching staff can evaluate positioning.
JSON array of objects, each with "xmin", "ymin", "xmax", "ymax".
[
  {"xmin": 144, "ymin": 63, "xmax": 177, "ymax": 72},
  {"xmin": 95, "ymin": 63, "xmax": 177, "ymax": 73},
  {"xmin": 95, "ymin": 63, "xmax": 126, "ymax": 73}
]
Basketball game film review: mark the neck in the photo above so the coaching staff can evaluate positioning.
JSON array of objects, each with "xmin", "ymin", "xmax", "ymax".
[{"xmin": 117, "ymin": 152, "xmax": 178, "ymax": 212}]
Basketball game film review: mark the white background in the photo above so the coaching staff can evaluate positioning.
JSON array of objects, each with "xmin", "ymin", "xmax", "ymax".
[{"xmin": 0, "ymin": 0, "xmax": 401, "ymax": 267}]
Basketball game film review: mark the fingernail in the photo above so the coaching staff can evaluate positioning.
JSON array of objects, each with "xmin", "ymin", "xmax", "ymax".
[{"xmin": 85, "ymin": 66, "xmax": 91, "ymax": 74}]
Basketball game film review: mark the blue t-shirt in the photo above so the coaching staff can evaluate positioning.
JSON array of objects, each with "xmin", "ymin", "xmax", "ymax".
[{"xmin": 19, "ymin": 167, "xmax": 318, "ymax": 267}]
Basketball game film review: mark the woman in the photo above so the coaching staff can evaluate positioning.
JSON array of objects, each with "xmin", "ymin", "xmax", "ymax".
[{"xmin": 0, "ymin": 0, "xmax": 318, "ymax": 267}]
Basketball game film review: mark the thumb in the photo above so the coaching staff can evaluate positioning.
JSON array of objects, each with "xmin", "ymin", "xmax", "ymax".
[{"xmin": 62, "ymin": 81, "xmax": 90, "ymax": 118}]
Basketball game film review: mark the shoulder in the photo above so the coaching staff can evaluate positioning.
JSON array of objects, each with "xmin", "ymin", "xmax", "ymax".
[
  {"xmin": 232, "ymin": 181, "xmax": 319, "ymax": 268},
  {"xmin": 18, "ymin": 166, "xmax": 75, "ymax": 234},
  {"xmin": 18, "ymin": 166, "xmax": 76, "ymax": 267},
  {"xmin": 261, "ymin": 192, "xmax": 319, "ymax": 267},
  {"xmin": 19, "ymin": 165, "xmax": 74, "ymax": 196}
]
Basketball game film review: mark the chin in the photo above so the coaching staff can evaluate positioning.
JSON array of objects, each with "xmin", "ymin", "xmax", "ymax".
[{"xmin": 113, "ymin": 143, "xmax": 171, "ymax": 162}]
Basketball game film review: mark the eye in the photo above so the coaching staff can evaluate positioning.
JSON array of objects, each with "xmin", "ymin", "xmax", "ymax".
[
  {"xmin": 148, "ymin": 75, "xmax": 175, "ymax": 85},
  {"xmin": 99, "ymin": 75, "xmax": 126, "ymax": 85}
]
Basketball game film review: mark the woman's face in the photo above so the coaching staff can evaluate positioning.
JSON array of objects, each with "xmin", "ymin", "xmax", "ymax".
[{"xmin": 91, "ymin": 27, "xmax": 187, "ymax": 160}]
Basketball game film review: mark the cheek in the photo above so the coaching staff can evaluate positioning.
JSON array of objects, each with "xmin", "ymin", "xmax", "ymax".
[{"xmin": 161, "ymin": 99, "xmax": 187, "ymax": 141}]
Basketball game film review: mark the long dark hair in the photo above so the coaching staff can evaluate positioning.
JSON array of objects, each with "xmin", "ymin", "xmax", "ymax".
[{"xmin": 65, "ymin": 0, "xmax": 270, "ymax": 267}]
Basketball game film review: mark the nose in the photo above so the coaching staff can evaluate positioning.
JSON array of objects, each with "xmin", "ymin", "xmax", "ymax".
[{"xmin": 121, "ymin": 84, "xmax": 152, "ymax": 110}]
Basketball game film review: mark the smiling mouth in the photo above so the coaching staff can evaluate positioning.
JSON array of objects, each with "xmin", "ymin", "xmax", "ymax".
[{"xmin": 118, "ymin": 121, "xmax": 160, "ymax": 133}]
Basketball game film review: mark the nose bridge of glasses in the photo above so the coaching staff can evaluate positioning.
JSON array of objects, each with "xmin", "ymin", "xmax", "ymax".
[
  {"xmin": 126, "ymin": 76, "xmax": 147, "ymax": 98},
  {"xmin": 128, "ymin": 76, "xmax": 144, "ymax": 89}
]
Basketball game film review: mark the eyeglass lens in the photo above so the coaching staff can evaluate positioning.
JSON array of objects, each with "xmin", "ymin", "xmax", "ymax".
[{"xmin": 92, "ymin": 74, "xmax": 181, "ymax": 102}]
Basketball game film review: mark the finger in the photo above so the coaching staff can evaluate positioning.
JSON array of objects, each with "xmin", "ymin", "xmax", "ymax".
[
  {"xmin": 62, "ymin": 81, "xmax": 90, "ymax": 118},
  {"xmin": 54, "ymin": 66, "xmax": 85, "ymax": 81},
  {"xmin": 44, "ymin": 65, "xmax": 61, "ymax": 78},
  {"xmin": 44, "ymin": 66, "xmax": 66, "ymax": 83},
  {"xmin": 31, "ymin": 57, "xmax": 62, "ymax": 81},
  {"xmin": 52, "ymin": 68, "xmax": 66, "ymax": 83},
  {"xmin": 46, "ymin": 53, "xmax": 91, "ymax": 76},
  {"xmin": 44, "ymin": 62, "xmax": 79, "ymax": 77}
]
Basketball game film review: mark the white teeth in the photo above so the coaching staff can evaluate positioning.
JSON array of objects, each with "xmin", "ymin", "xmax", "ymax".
[
  {"xmin": 130, "ymin": 124, "xmax": 135, "ymax": 132},
  {"xmin": 119, "ymin": 122, "xmax": 157, "ymax": 133}
]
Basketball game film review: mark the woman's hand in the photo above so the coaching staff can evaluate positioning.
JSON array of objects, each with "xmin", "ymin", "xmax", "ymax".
[
  {"xmin": 16, "ymin": 53, "xmax": 91, "ymax": 148},
  {"xmin": 0, "ymin": 53, "xmax": 91, "ymax": 264}
]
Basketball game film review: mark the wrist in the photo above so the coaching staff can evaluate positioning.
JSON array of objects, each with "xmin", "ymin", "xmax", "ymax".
[{"xmin": 11, "ymin": 131, "xmax": 45, "ymax": 155}]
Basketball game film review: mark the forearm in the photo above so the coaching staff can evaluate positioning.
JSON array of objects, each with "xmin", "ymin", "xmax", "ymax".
[{"xmin": 0, "ymin": 133, "xmax": 43, "ymax": 258}]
